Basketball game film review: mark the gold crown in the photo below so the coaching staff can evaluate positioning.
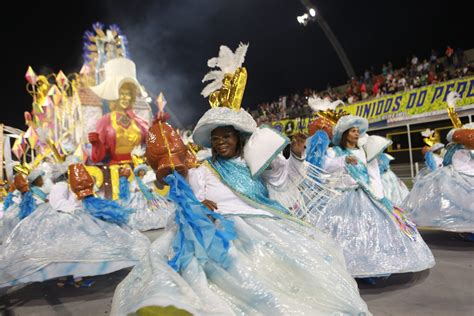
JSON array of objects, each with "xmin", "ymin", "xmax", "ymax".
[
  {"xmin": 316, "ymin": 109, "xmax": 350, "ymax": 126},
  {"xmin": 14, "ymin": 162, "xmax": 32, "ymax": 176},
  {"xmin": 132, "ymin": 153, "xmax": 146, "ymax": 167},
  {"xmin": 423, "ymin": 131, "xmax": 441, "ymax": 147},
  {"xmin": 208, "ymin": 67, "xmax": 247, "ymax": 111}
]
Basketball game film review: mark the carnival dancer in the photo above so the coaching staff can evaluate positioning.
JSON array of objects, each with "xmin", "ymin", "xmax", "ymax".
[
  {"xmin": 403, "ymin": 92, "xmax": 474, "ymax": 233},
  {"xmin": 117, "ymin": 146, "xmax": 175, "ymax": 231},
  {"xmin": 420, "ymin": 129, "xmax": 445, "ymax": 173},
  {"xmin": 310, "ymin": 114, "xmax": 434, "ymax": 278},
  {"xmin": 0, "ymin": 159, "xmax": 149, "ymax": 289},
  {"xmin": 111, "ymin": 43, "xmax": 370, "ymax": 315},
  {"xmin": 0, "ymin": 168, "xmax": 49, "ymax": 243},
  {"xmin": 304, "ymin": 95, "xmax": 342, "ymax": 169}
]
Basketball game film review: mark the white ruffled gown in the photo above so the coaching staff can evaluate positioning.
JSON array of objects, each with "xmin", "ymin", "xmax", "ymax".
[
  {"xmin": 0, "ymin": 181, "xmax": 150, "ymax": 288},
  {"xmin": 0, "ymin": 190, "xmax": 38, "ymax": 244},
  {"xmin": 403, "ymin": 149, "xmax": 474, "ymax": 232},
  {"xmin": 111, "ymin": 156, "xmax": 370, "ymax": 315},
  {"xmin": 311, "ymin": 147, "xmax": 435, "ymax": 277}
]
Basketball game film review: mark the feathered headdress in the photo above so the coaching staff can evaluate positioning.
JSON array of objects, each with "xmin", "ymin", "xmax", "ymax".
[
  {"xmin": 307, "ymin": 95, "xmax": 348, "ymax": 125},
  {"xmin": 201, "ymin": 43, "xmax": 249, "ymax": 110},
  {"xmin": 421, "ymin": 128, "xmax": 442, "ymax": 149},
  {"xmin": 131, "ymin": 145, "xmax": 146, "ymax": 167}
]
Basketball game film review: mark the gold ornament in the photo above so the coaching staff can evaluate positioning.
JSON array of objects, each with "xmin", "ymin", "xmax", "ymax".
[
  {"xmin": 316, "ymin": 109, "xmax": 350, "ymax": 126},
  {"xmin": 85, "ymin": 165, "xmax": 104, "ymax": 189},
  {"xmin": 209, "ymin": 67, "xmax": 247, "ymax": 111},
  {"xmin": 447, "ymin": 106, "xmax": 463, "ymax": 129},
  {"xmin": 423, "ymin": 131, "xmax": 441, "ymax": 147}
]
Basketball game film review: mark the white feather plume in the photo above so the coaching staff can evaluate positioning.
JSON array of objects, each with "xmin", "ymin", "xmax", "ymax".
[
  {"xmin": 421, "ymin": 128, "xmax": 434, "ymax": 138},
  {"xmin": 201, "ymin": 43, "xmax": 249, "ymax": 97},
  {"xmin": 307, "ymin": 95, "xmax": 344, "ymax": 112},
  {"xmin": 446, "ymin": 91, "xmax": 461, "ymax": 108},
  {"xmin": 131, "ymin": 145, "xmax": 145, "ymax": 157}
]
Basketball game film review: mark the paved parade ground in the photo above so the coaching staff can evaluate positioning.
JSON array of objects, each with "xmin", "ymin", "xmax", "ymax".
[{"xmin": 1, "ymin": 230, "xmax": 473, "ymax": 316}]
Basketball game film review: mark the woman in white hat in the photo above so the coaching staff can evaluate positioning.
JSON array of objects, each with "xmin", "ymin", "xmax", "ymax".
[
  {"xmin": 111, "ymin": 44, "xmax": 370, "ymax": 315},
  {"xmin": 403, "ymin": 120, "xmax": 474, "ymax": 234},
  {"xmin": 311, "ymin": 114, "xmax": 434, "ymax": 279},
  {"xmin": 0, "ymin": 168, "xmax": 49, "ymax": 243},
  {"xmin": 0, "ymin": 158, "xmax": 149, "ymax": 289}
]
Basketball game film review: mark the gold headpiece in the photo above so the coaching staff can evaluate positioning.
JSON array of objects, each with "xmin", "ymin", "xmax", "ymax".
[
  {"xmin": 201, "ymin": 43, "xmax": 249, "ymax": 111},
  {"xmin": 308, "ymin": 96, "xmax": 349, "ymax": 126},
  {"xmin": 316, "ymin": 109, "xmax": 350, "ymax": 125},
  {"xmin": 446, "ymin": 92, "xmax": 463, "ymax": 128},
  {"xmin": 131, "ymin": 145, "xmax": 147, "ymax": 167},
  {"xmin": 421, "ymin": 129, "xmax": 440, "ymax": 147}
]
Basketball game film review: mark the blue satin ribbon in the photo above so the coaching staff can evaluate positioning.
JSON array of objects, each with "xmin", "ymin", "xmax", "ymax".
[
  {"xmin": 424, "ymin": 151, "xmax": 438, "ymax": 171},
  {"xmin": 164, "ymin": 171, "xmax": 236, "ymax": 272},
  {"xmin": 333, "ymin": 146, "xmax": 370, "ymax": 185},
  {"xmin": 31, "ymin": 186, "xmax": 47, "ymax": 202},
  {"xmin": 443, "ymin": 144, "xmax": 463, "ymax": 167},
  {"xmin": 377, "ymin": 153, "xmax": 391, "ymax": 174},
  {"xmin": 206, "ymin": 157, "xmax": 290, "ymax": 216}
]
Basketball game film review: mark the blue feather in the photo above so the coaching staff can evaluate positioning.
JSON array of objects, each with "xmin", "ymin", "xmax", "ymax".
[
  {"xmin": 119, "ymin": 176, "xmax": 131, "ymax": 201},
  {"xmin": 18, "ymin": 191, "xmax": 36, "ymax": 219},
  {"xmin": 3, "ymin": 192, "xmax": 14, "ymax": 211},
  {"xmin": 164, "ymin": 171, "xmax": 236, "ymax": 272},
  {"xmin": 306, "ymin": 130, "xmax": 330, "ymax": 168},
  {"xmin": 82, "ymin": 196, "xmax": 132, "ymax": 225}
]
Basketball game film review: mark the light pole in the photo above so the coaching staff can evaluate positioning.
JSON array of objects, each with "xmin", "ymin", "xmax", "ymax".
[{"xmin": 297, "ymin": 1, "xmax": 356, "ymax": 79}]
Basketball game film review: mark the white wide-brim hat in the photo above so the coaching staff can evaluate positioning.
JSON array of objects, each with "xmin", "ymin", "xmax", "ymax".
[
  {"xmin": 363, "ymin": 135, "xmax": 392, "ymax": 162},
  {"xmin": 90, "ymin": 58, "xmax": 144, "ymax": 101},
  {"xmin": 27, "ymin": 169, "xmax": 45, "ymax": 184},
  {"xmin": 192, "ymin": 107, "xmax": 257, "ymax": 148},
  {"xmin": 332, "ymin": 115, "xmax": 369, "ymax": 146},
  {"xmin": 430, "ymin": 142, "xmax": 444, "ymax": 152},
  {"xmin": 50, "ymin": 155, "xmax": 82, "ymax": 181}
]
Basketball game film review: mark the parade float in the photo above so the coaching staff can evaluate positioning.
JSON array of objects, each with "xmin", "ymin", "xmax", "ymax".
[{"xmin": 1, "ymin": 23, "xmax": 170, "ymax": 201}]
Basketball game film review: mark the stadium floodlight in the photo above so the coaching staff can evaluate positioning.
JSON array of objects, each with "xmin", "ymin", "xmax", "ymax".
[{"xmin": 298, "ymin": 0, "xmax": 355, "ymax": 78}]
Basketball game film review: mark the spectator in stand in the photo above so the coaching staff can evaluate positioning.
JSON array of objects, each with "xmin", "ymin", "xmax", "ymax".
[
  {"xmin": 253, "ymin": 45, "xmax": 469, "ymax": 124},
  {"xmin": 445, "ymin": 45, "xmax": 454, "ymax": 66},
  {"xmin": 430, "ymin": 49, "xmax": 438, "ymax": 63}
]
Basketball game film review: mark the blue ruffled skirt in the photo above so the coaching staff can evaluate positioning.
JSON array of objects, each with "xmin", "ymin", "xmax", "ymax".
[
  {"xmin": 312, "ymin": 188, "xmax": 435, "ymax": 277},
  {"xmin": 403, "ymin": 165, "xmax": 474, "ymax": 232},
  {"xmin": 111, "ymin": 216, "xmax": 370, "ymax": 315},
  {"xmin": 0, "ymin": 204, "xmax": 150, "ymax": 288}
]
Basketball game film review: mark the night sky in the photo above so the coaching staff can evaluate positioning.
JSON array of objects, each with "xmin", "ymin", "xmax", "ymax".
[{"xmin": 2, "ymin": 0, "xmax": 472, "ymax": 129}]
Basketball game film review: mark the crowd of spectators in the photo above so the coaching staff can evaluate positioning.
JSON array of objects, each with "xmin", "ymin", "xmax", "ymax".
[{"xmin": 252, "ymin": 46, "xmax": 474, "ymax": 124}]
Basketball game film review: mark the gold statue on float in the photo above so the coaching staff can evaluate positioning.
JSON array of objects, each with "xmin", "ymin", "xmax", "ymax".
[{"xmin": 88, "ymin": 58, "xmax": 149, "ymax": 165}]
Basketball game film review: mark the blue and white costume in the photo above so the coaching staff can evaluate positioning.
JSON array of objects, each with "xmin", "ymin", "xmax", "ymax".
[
  {"xmin": 312, "ymin": 115, "xmax": 434, "ymax": 277},
  {"xmin": 0, "ymin": 178, "xmax": 149, "ymax": 288}
]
